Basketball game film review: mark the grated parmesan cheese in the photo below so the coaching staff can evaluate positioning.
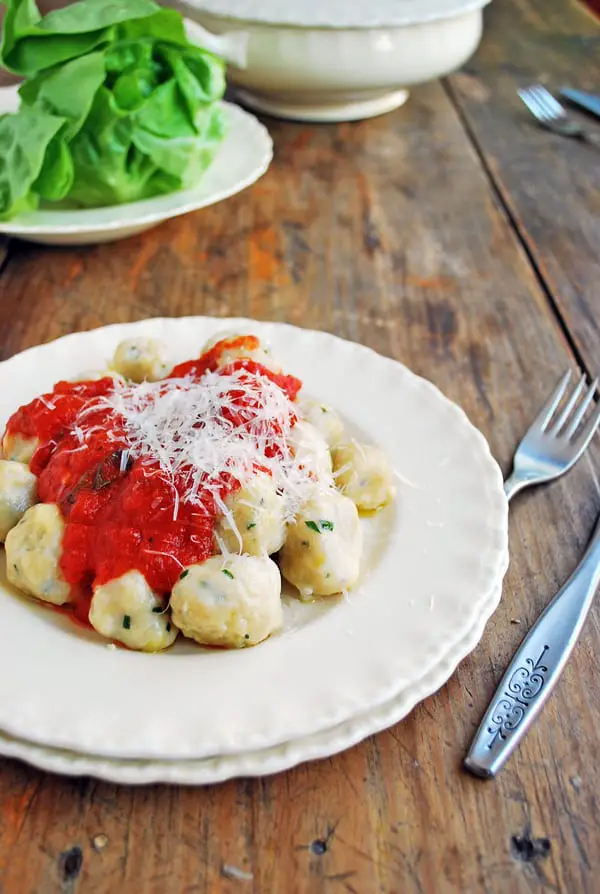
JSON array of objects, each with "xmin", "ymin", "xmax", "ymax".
[
  {"xmin": 76, "ymin": 366, "xmax": 320, "ymax": 527},
  {"xmin": 37, "ymin": 394, "xmax": 56, "ymax": 411}
]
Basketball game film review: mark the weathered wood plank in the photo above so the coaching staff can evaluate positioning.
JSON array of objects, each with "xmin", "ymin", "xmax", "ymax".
[
  {"xmin": 447, "ymin": 0, "xmax": 600, "ymax": 373},
  {"xmin": 0, "ymin": 76, "xmax": 598, "ymax": 894}
]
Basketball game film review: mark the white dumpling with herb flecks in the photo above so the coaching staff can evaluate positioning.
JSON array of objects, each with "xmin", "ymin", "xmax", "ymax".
[
  {"xmin": 279, "ymin": 489, "xmax": 362, "ymax": 600},
  {"xmin": 0, "ymin": 460, "xmax": 38, "ymax": 542},
  {"xmin": 201, "ymin": 331, "xmax": 281, "ymax": 373},
  {"xmin": 170, "ymin": 554, "xmax": 282, "ymax": 648},
  {"xmin": 89, "ymin": 570, "xmax": 178, "ymax": 652},
  {"xmin": 1, "ymin": 430, "xmax": 39, "ymax": 466},
  {"xmin": 112, "ymin": 337, "xmax": 169, "ymax": 382},
  {"xmin": 5, "ymin": 503, "xmax": 71, "ymax": 605},
  {"xmin": 215, "ymin": 472, "xmax": 286, "ymax": 556},
  {"xmin": 297, "ymin": 397, "xmax": 345, "ymax": 448},
  {"xmin": 332, "ymin": 440, "xmax": 394, "ymax": 511},
  {"xmin": 289, "ymin": 420, "xmax": 333, "ymax": 485}
]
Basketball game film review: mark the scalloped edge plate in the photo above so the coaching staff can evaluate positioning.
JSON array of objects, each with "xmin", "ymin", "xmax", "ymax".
[
  {"xmin": 0, "ymin": 582, "xmax": 501, "ymax": 784},
  {"xmin": 0, "ymin": 318, "xmax": 508, "ymax": 760}
]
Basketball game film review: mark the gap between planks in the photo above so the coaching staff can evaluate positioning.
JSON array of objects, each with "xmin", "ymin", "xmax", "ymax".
[{"xmin": 442, "ymin": 76, "xmax": 591, "ymax": 379}]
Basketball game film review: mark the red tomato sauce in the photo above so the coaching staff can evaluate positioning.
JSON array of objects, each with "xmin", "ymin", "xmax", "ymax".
[
  {"xmin": 169, "ymin": 336, "xmax": 302, "ymax": 402},
  {"xmin": 3, "ymin": 338, "xmax": 302, "ymax": 627}
]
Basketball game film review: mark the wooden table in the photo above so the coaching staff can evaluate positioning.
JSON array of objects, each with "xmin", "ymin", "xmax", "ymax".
[{"xmin": 1, "ymin": 0, "xmax": 599, "ymax": 891}]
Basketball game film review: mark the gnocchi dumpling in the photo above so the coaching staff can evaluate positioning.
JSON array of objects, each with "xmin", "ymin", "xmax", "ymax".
[
  {"xmin": 289, "ymin": 420, "xmax": 333, "ymax": 484},
  {"xmin": 89, "ymin": 570, "xmax": 178, "ymax": 652},
  {"xmin": 112, "ymin": 337, "xmax": 169, "ymax": 383},
  {"xmin": 2, "ymin": 431, "xmax": 39, "ymax": 465},
  {"xmin": 201, "ymin": 331, "xmax": 281, "ymax": 373},
  {"xmin": 297, "ymin": 397, "xmax": 345, "ymax": 448},
  {"xmin": 201, "ymin": 330, "xmax": 254, "ymax": 353},
  {"xmin": 279, "ymin": 489, "xmax": 362, "ymax": 600},
  {"xmin": 215, "ymin": 472, "xmax": 286, "ymax": 556},
  {"xmin": 0, "ymin": 460, "xmax": 38, "ymax": 542},
  {"xmin": 170, "ymin": 554, "xmax": 282, "ymax": 648},
  {"xmin": 5, "ymin": 503, "xmax": 71, "ymax": 605},
  {"xmin": 332, "ymin": 441, "xmax": 394, "ymax": 511}
]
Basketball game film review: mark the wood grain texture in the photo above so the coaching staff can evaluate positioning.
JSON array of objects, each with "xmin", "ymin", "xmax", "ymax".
[
  {"xmin": 447, "ymin": 0, "xmax": 600, "ymax": 374},
  {"xmin": 0, "ymin": 12, "xmax": 600, "ymax": 894}
]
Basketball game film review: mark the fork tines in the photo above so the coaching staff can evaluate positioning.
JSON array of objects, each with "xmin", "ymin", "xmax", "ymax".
[
  {"xmin": 539, "ymin": 369, "xmax": 600, "ymax": 445},
  {"xmin": 518, "ymin": 85, "xmax": 566, "ymax": 123}
]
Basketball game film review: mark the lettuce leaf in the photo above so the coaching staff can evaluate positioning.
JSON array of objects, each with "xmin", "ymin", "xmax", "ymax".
[
  {"xmin": 0, "ymin": 0, "xmax": 162, "ymax": 75},
  {"xmin": 18, "ymin": 51, "xmax": 106, "ymax": 140},
  {"xmin": 0, "ymin": 106, "xmax": 66, "ymax": 218},
  {"xmin": 0, "ymin": 0, "xmax": 227, "ymax": 218}
]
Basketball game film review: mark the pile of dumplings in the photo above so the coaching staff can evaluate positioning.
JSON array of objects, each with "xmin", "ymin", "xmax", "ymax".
[{"xmin": 0, "ymin": 331, "xmax": 394, "ymax": 652}]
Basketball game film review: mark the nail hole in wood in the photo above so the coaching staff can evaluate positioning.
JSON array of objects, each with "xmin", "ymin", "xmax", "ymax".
[
  {"xmin": 510, "ymin": 827, "xmax": 551, "ymax": 863},
  {"xmin": 59, "ymin": 846, "xmax": 83, "ymax": 881}
]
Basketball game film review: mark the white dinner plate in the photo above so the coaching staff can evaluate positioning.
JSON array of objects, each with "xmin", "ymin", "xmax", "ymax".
[
  {"xmin": 0, "ymin": 582, "xmax": 501, "ymax": 784},
  {"xmin": 0, "ymin": 87, "xmax": 272, "ymax": 245},
  {"xmin": 0, "ymin": 318, "xmax": 508, "ymax": 760}
]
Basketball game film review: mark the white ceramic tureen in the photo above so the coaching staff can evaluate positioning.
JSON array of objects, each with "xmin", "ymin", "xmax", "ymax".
[{"xmin": 168, "ymin": 0, "xmax": 491, "ymax": 122}]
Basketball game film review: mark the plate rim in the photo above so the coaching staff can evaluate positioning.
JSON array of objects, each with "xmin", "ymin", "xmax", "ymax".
[
  {"xmin": 0, "ymin": 316, "xmax": 509, "ymax": 759},
  {"xmin": 0, "ymin": 582, "xmax": 502, "ymax": 784},
  {"xmin": 171, "ymin": 0, "xmax": 491, "ymax": 30}
]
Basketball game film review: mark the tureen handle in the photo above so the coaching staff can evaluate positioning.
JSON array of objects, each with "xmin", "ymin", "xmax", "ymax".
[{"xmin": 184, "ymin": 19, "xmax": 249, "ymax": 69}]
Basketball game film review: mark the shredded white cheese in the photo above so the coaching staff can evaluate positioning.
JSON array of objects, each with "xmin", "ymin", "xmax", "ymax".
[
  {"xmin": 77, "ymin": 367, "xmax": 317, "ymax": 524},
  {"xmin": 37, "ymin": 394, "xmax": 56, "ymax": 411}
]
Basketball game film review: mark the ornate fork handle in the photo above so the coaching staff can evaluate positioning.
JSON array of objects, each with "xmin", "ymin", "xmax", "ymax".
[{"xmin": 465, "ymin": 511, "xmax": 600, "ymax": 777}]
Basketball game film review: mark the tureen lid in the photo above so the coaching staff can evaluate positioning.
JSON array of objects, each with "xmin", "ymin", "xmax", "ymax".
[{"xmin": 177, "ymin": 0, "xmax": 490, "ymax": 29}]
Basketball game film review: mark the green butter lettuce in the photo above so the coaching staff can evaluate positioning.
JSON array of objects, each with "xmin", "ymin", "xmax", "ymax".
[
  {"xmin": 0, "ymin": 0, "xmax": 227, "ymax": 220},
  {"xmin": 0, "ymin": 105, "xmax": 65, "ymax": 214},
  {"xmin": 1, "ymin": 0, "xmax": 167, "ymax": 76}
]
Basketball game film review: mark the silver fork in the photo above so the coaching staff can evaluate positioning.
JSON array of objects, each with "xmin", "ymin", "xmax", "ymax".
[
  {"xmin": 464, "ymin": 370, "xmax": 600, "ymax": 778},
  {"xmin": 518, "ymin": 85, "xmax": 600, "ymax": 148},
  {"xmin": 504, "ymin": 369, "xmax": 600, "ymax": 501}
]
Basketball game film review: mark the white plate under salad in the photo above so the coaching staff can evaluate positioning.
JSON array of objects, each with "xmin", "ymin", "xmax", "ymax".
[
  {"xmin": 0, "ymin": 87, "xmax": 272, "ymax": 246},
  {"xmin": 0, "ymin": 317, "xmax": 508, "ymax": 761}
]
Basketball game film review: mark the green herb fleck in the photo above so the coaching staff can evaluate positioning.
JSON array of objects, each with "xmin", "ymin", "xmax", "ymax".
[
  {"xmin": 321, "ymin": 406, "xmax": 328, "ymax": 413},
  {"xmin": 247, "ymin": 522, "xmax": 256, "ymax": 530},
  {"xmin": 305, "ymin": 519, "xmax": 334, "ymax": 533},
  {"xmin": 305, "ymin": 520, "xmax": 321, "ymax": 534},
  {"xmin": 180, "ymin": 569, "xmax": 190, "ymax": 580},
  {"xmin": 152, "ymin": 606, "xmax": 163, "ymax": 614},
  {"xmin": 222, "ymin": 569, "xmax": 234, "ymax": 579},
  {"xmin": 166, "ymin": 622, "xmax": 172, "ymax": 633},
  {"xmin": 123, "ymin": 615, "xmax": 131, "ymax": 630}
]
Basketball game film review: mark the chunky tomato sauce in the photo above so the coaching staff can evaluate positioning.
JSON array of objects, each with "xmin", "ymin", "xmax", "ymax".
[
  {"xmin": 4, "ymin": 338, "xmax": 302, "ymax": 623},
  {"xmin": 169, "ymin": 335, "xmax": 302, "ymax": 402}
]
